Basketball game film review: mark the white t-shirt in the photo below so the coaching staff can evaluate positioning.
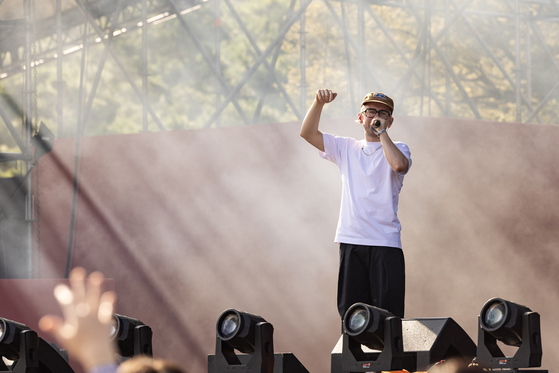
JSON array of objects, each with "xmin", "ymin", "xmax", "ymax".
[{"xmin": 320, "ymin": 133, "xmax": 412, "ymax": 248}]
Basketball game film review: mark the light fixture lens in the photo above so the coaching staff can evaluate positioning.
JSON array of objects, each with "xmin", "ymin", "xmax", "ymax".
[
  {"xmin": 109, "ymin": 317, "xmax": 118, "ymax": 338},
  {"xmin": 348, "ymin": 308, "xmax": 368, "ymax": 334},
  {"xmin": 220, "ymin": 313, "xmax": 240, "ymax": 339},
  {"xmin": 484, "ymin": 302, "xmax": 506, "ymax": 329}
]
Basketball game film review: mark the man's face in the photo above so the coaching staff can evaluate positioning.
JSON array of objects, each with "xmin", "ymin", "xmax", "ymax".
[{"xmin": 358, "ymin": 102, "xmax": 394, "ymax": 131}]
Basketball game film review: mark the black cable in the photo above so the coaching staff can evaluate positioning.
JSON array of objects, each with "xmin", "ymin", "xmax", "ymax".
[
  {"xmin": 35, "ymin": 161, "xmax": 41, "ymax": 278},
  {"xmin": 70, "ymin": 136, "xmax": 85, "ymax": 272},
  {"xmin": 65, "ymin": 137, "xmax": 82, "ymax": 278}
]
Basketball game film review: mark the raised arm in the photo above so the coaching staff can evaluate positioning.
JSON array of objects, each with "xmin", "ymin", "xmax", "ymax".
[
  {"xmin": 39, "ymin": 267, "xmax": 117, "ymax": 373},
  {"xmin": 300, "ymin": 89, "xmax": 337, "ymax": 152}
]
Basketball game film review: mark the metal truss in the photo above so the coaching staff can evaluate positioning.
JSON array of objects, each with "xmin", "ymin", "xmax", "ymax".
[
  {"xmin": 0, "ymin": 0, "xmax": 557, "ymax": 158},
  {"xmin": 0, "ymin": 0, "xmax": 558, "ymax": 141}
]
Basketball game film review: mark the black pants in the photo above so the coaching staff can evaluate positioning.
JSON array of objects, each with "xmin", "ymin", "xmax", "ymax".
[{"xmin": 337, "ymin": 243, "xmax": 405, "ymax": 320}]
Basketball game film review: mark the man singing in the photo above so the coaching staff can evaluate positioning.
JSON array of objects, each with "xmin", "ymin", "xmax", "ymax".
[{"xmin": 300, "ymin": 88, "xmax": 412, "ymax": 320}]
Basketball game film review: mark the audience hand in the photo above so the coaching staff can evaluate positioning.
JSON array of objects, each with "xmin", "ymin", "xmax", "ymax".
[{"xmin": 39, "ymin": 267, "xmax": 117, "ymax": 372}]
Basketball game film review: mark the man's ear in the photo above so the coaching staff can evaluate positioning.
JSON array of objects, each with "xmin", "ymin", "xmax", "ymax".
[
  {"xmin": 356, "ymin": 112, "xmax": 363, "ymax": 124},
  {"xmin": 387, "ymin": 116, "xmax": 394, "ymax": 128}
]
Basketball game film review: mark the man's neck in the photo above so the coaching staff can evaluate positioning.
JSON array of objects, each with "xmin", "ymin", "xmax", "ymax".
[{"xmin": 365, "ymin": 134, "xmax": 380, "ymax": 142}]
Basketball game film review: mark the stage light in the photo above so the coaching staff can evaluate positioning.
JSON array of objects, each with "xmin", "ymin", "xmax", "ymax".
[
  {"xmin": 477, "ymin": 297, "xmax": 543, "ymax": 369},
  {"xmin": 0, "ymin": 317, "xmax": 74, "ymax": 373},
  {"xmin": 337, "ymin": 303, "xmax": 404, "ymax": 372},
  {"xmin": 480, "ymin": 297, "xmax": 529, "ymax": 346},
  {"xmin": 111, "ymin": 314, "xmax": 153, "ymax": 358},
  {"xmin": 0, "ymin": 318, "xmax": 31, "ymax": 361},
  {"xmin": 208, "ymin": 309, "xmax": 309, "ymax": 373},
  {"xmin": 216, "ymin": 309, "xmax": 268, "ymax": 355},
  {"xmin": 344, "ymin": 303, "xmax": 398, "ymax": 351},
  {"xmin": 212, "ymin": 309, "xmax": 273, "ymax": 372}
]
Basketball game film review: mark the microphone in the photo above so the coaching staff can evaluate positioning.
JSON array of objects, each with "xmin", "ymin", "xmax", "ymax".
[{"xmin": 373, "ymin": 120, "xmax": 381, "ymax": 127}]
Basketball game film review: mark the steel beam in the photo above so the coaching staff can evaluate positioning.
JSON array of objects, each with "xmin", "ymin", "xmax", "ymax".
[
  {"xmin": 223, "ymin": 0, "xmax": 302, "ymax": 121},
  {"xmin": 74, "ymin": 0, "xmax": 166, "ymax": 131},
  {"xmin": 202, "ymin": 0, "xmax": 314, "ymax": 128}
]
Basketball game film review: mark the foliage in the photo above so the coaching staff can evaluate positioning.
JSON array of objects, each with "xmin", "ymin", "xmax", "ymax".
[{"xmin": 0, "ymin": 0, "xmax": 558, "ymax": 160}]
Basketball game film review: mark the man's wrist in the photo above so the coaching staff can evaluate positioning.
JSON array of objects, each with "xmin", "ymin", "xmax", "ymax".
[{"xmin": 376, "ymin": 129, "xmax": 387, "ymax": 137}]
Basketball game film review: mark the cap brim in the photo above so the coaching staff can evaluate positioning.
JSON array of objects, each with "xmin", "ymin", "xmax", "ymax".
[{"xmin": 361, "ymin": 99, "xmax": 393, "ymax": 111}]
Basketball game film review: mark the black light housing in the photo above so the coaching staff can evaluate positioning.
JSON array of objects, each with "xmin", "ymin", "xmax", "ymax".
[
  {"xmin": 216, "ymin": 309, "xmax": 267, "ymax": 354},
  {"xmin": 344, "ymin": 303, "xmax": 398, "ymax": 350},
  {"xmin": 0, "ymin": 317, "xmax": 74, "ymax": 373},
  {"xmin": 110, "ymin": 314, "xmax": 153, "ymax": 358},
  {"xmin": 340, "ymin": 303, "xmax": 404, "ymax": 372},
  {"xmin": 477, "ymin": 297, "xmax": 543, "ymax": 369},
  {"xmin": 213, "ymin": 309, "xmax": 274, "ymax": 372},
  {"xmin": 209, "ymin": 309, "xmax": 309, "ymax": 373},
  {"xmin": 0, "ymin": 318, "xmax": 31, "ymax": 361}
]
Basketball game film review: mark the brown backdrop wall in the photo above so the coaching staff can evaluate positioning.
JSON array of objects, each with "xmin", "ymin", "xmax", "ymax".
[{"xmin": 22, "ymin": 116, "xmax": 559, "ymax": 373}]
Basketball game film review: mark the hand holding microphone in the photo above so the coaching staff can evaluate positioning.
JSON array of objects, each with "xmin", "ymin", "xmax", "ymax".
[{"xmin": 371, "ymin": 119, "xmax": 387, "ymax": 138}]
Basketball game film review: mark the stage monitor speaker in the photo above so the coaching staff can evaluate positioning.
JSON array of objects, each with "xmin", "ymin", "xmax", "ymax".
[
  {"xmin": 401, "ymin": 317, "xmax": 476, "ymax": 372},
  {"xmin": 331, "ymin": 317, "xmax": 476, "ymax": 373}
]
